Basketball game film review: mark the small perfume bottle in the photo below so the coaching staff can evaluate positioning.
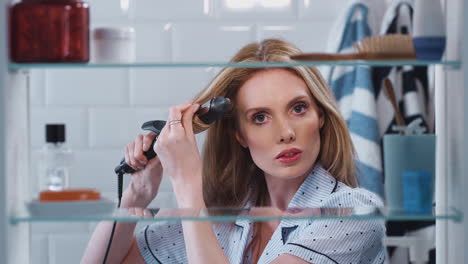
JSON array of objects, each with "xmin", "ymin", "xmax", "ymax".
[{"xmin": 39, "ymin": 124, "xmax": 73, "ymax": 191}]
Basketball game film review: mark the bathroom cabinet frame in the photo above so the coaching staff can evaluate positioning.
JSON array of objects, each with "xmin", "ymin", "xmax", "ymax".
[{"xmin": 1, "ymin": 0, "xmax": 467, "ymax": 263}]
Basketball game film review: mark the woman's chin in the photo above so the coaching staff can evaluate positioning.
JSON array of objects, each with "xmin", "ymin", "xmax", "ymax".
[{"xmin": 269, "ymin": 164, "xmax": 311, "ymax": 181}]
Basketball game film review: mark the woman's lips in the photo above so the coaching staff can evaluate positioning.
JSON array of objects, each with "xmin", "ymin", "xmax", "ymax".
[
  {"xmin": 276, "ymin": 148, "xmax": 302, "ymax": 159},
  {"xmin": 277, "ymin": 152, "xmax": 302, "ymax": 163}
]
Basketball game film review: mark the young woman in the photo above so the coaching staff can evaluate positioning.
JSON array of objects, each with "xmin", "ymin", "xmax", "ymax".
[{"xmin": 82, "ymin": 39, "xmax": 386, "ymax": 264}]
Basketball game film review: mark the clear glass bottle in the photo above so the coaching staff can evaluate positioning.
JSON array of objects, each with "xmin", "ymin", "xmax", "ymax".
[{"xmin": 39, "ymin": 124, "xmax": 73, "ymax": 191}]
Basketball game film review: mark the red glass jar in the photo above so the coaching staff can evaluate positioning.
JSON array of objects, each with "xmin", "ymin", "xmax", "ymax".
[{"xmin": 9, "ymin": 0, "xmax": 90, "ymax": 63}]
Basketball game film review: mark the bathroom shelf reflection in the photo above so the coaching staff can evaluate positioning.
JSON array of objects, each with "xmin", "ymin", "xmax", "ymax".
[
  {"xmin": 10, "ymin": 206, "xmax": 462, "ymax": 224},
  {"xmin": 8, "ymin": 60, "xmax": 461, "ymax": 70}
]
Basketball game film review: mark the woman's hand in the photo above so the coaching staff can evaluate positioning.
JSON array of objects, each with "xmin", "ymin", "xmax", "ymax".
[
  {"xmin": 154, "ymin": 101, "xmax": 204, "ymax": 207},
  {"xmin": 123, "ymin": 132, "xmax": 163, "ymax": 208}
]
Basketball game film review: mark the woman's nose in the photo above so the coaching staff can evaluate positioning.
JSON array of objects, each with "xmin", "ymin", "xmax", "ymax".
[{"xmin": 277, "ymin": 120, "xmax": 296, "ymax": 143}]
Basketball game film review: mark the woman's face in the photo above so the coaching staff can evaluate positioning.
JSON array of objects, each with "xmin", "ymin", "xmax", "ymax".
[{"xmin": 235, "ymin": 68, "xmax": 324, "ymax": 180}]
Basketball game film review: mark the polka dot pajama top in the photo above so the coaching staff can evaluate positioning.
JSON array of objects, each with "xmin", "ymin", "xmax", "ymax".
[{"xmin": 136, "ymin": 164, "xmax": 387, "ymax": 264}]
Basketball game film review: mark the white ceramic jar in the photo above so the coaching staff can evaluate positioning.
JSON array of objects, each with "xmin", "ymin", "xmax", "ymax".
[{"xmin": 93, "ymin": 27, "xmax": 136, "ymax": 63}]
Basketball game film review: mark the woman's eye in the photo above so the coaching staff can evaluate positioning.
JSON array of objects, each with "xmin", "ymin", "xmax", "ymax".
[
  {"xmin": 293, "ymin": 104, "xmax": 307, "ymax": 114},
  {"xmin": 253, "ymin": 114, "xmax": 267, "ymax": 123}
]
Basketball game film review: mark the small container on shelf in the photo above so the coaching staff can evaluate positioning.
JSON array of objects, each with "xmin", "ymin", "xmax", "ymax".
[
  {"xmin": 383, "ymin": 119, "xmax": 436, "ymax": 214},
  {"xmin": 38, "ymin": 188, "xmax": 100, "ymax": 201},
  {"xmin": 39, "ymin": 124, "xmax": 73, "ymax": 191},
  {"xmin": 402, "ymin": 170, "xmax": 434, "ymax": 215},
  {"xmin": 27, "ymin": 189, "xmax": 115, "ymax": 217},
  {"xmin": 9, "ymin": 0, "xmax": 90, "ymax": 63},
  {"xmin": 413, "ymin": 0, "xmax": 446, "ymax": 60},
  {"xmin": 28, "ymin": 123, "xmax": 116, "ymax": 218},
  {"xmin": 92, "ymin": 27, "xmax": 136, "ymax": 63}
]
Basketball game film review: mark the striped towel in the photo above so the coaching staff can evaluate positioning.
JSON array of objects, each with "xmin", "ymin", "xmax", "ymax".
[
  {"xmin": 373, "ymin": 1, "xmax": 435, "ymax": 263},
  {"xmin": 373, "ymin": 0, "xmax": 434, "ymax": 135},
  {"xmin": 326, "ymin": 0, "xmax": 385, "ymax": 197}
]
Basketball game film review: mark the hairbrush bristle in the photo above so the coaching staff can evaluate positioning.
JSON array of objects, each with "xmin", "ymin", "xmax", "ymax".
[{"xmin": 353, "ymin": 34, "xmax": 417, "ymax": 60}]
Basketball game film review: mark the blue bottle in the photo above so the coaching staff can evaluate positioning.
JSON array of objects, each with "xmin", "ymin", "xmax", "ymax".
[{"xmin": 402, "ymin": 170, "xmax": 434, "ymax": 215}]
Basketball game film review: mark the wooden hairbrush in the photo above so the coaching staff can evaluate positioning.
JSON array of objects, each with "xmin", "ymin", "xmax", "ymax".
[{"xmin": 291, "ymin": 34, "xmax": 417, "ymax": 61}]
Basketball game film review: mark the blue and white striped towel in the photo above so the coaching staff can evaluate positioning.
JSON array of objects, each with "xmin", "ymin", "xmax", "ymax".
[{"xmin": 326, "ymin": 0, "xmax": 385, "ymax": 197}]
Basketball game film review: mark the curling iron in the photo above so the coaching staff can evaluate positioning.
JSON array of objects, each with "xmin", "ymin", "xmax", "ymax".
[{"xmin": 114, "ymin": 96, "xmax": 231, "ymax": 175}]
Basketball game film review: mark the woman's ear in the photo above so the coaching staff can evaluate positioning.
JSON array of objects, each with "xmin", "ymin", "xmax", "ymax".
[{"xmin": 235, "ymin": 131, "xmax": 248, "ymax": 148}]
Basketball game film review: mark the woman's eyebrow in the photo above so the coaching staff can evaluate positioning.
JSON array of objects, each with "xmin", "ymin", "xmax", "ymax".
[
  {"xmin": 243, "ymin": 95, "xmax": 310, "ymax": 116},
  {"xmin": 286, "ymin": 95, "xmax": 310, "ymax": 108}
]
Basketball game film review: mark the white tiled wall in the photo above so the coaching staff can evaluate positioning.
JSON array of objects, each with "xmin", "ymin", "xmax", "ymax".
[{"xmin": 29, "ymin": 1, "xmax": 343, "ymax": 263}]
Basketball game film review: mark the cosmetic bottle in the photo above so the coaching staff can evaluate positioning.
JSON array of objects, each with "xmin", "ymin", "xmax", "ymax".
[{"xmin": 39, "ymin": 124, "xmax": 73, "ymax": 191}]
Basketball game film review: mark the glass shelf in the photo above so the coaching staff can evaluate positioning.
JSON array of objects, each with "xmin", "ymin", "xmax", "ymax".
[
  {"xmin": 8, "ymin": 60, "xmax": 461, "ymax": 70},
  {"xmin": 10, "ymin": 206, "xmax": 463, "ymax": 224}
]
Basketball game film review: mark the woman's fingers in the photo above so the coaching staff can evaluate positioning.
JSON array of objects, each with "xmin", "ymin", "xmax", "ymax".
[
  {"xmin": 142, "ymin": 132, "xmax": 157, "ymax": 152},
  {"xmin": 134, "ymin": 134, "xmax": 147, "ymax": 166},
  {"xmin": 167, "ymin": 101, "xmax": 193, "ymax": 132},
  {"xmin": 126, "ymin": 141, "xmax": 143, "ymax": 170},
  {"xmin": 124, "ymin": 145, "xmax": 131, "ymax": 168},
  {"xmin": 125, "ymin": 133, "xmax": 157, "ymax": 171},
  {"xmin": 157, "ymin": 101, "xmax": 194, "ymax": 148},
  {"xmin": 125, "ymin": 143, "xmax": 137, "ymax": 170},
  {"xmin": 182, "ymin": 104, "xmax": 199, "ymax": 138}
]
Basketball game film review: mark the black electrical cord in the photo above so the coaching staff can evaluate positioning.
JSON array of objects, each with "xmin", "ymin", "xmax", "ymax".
[{"xmin": 102, "ymin": 172, "xmax": 123, "ymax": 264}]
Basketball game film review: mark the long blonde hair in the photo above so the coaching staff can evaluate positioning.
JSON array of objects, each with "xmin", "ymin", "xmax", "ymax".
[{"xmin": 191, "ymin": 38, "xmax": 357, "ymax": 208}]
